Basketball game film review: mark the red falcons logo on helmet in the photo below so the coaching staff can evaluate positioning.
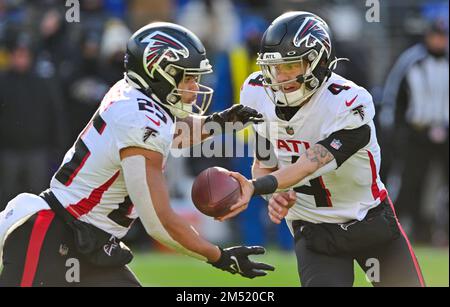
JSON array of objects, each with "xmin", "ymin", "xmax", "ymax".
[
  {"xmin": 142, "ymin": 31, "xmax": 189, "ymax": 77},
  {"xmin": 293, "ymin": 17, "xmax": 332, "ymax": 56}
]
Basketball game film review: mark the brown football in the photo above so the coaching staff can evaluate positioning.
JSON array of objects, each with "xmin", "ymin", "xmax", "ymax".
[{"xmin": 191, "ymin": 167, "xmax": 241, "ymax": 218}]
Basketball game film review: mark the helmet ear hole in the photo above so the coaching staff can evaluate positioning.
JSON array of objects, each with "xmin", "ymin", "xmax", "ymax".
[
  {"xmin": 165, "ymin": 65, "xmax": 184, "ymax": 85},
  {"xmin": 167, "ymin": 66, "xmax": 178, "ymax": 77},
  {"xmin": 308, "ymin": 50, "xmax": 318, "ymax": 62},
  {"xmin": 167, "ymin": 94, "xmax": 179, "ymax": 104},
  {"xmin": 308, "ymin": 78, "xmax": 319, "ymax": 88}
]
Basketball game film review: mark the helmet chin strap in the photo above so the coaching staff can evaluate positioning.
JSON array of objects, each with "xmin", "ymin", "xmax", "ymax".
[
  {"xmin": 167, "ymin": 101, "xmax": 192, "ymax": 118},
  {"xmin": 275, "ymin": 73, "xmax": 320, "ymax": 107},
  {"xmin": 275, "ymin": 84, "xmax": 307, "ymax": 107},
  {"xmin": 150, "ymin": 92, "xmax": 191, "ymax": 119}
]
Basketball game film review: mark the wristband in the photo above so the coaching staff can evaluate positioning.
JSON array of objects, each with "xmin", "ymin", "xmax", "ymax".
[{"xmin": 252, "ymin": 175, "xmax": 278, "ymax": 196}]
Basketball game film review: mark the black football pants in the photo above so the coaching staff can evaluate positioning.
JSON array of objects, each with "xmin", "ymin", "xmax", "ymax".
[
  {"xmin": 293, "ymin": 198, "xmax": 425, "ymax": 287},
  {"xmin": 0, "ymin": 210, "xmax": 141, "ymax": 287}
]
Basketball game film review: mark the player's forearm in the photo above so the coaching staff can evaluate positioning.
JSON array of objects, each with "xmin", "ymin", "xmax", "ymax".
[
  {"xmin": 251, "ymin": 144, "xmax": 335, "ymax": 195},
  {"xmin": 121, "ymin": 153, "xmax": 219, "ymax": 262},
  {"xmin": 159, "ymin": 211, "xmax": 220, "ymax": 262},
  {"xmin": 139, "ymin": 196, "xmax": 220, "ymax": 262},
  {"xmin": 173, "ymin": 105, "xmax": 262, "ymax": 148},
  {"xmin": 251, "ymin": 159, "xmax": 277, "ymax": 179},
  {"xmin": 145, "ymin": 164, "xmax": 219, "ymax": 262},
  {"xmin": 272, "ymin": 144, "xmax": 335, "ymax": 189}
]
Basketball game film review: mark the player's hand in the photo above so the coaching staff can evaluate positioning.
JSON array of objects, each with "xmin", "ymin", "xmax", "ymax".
[
  {"xmin": 222, "ymin": 104, "xmax": 264, "ymax": 125},
  {"xmin": 268, "ymin": 191, "xmax": 296, "ymax": 224},
  {"xmin": 215, "ymin": 172, "xmax": 254, "ymax": 221},
  {"xmin": 209, "ymin": 246, "xmax": 275, "ymax": 279},
  {"xmin": 205, "ymin": 104, "xmax": 263, "ymax": 130}
]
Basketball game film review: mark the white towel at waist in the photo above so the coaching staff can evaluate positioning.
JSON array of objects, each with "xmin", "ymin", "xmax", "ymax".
[{"xmin": 0, "ymin": 193, "xmax": 50, "ymax": 269}]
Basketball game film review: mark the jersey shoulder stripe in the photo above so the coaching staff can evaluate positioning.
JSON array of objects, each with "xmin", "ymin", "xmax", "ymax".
[
  {"xmin": 240, "ymin": 71, "xmax": 267, "ymax": 111},
  {"xmin": 248, "ymin": 73, "xmax": 264, "ymax": 87}
]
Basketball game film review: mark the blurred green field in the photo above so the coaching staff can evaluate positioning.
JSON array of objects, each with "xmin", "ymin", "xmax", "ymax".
[{"xmin": 129, "ymin": 246, "xmax": 449, "ymax": 287}]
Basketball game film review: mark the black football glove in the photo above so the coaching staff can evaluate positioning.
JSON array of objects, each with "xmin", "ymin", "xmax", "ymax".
[
  {"xmin": 209, "ymin": 246, "xmax": 275, "ymax": 279},
  {"xmin": 205, "ymin": 105, "xmax": 264, "ymax": 132}
]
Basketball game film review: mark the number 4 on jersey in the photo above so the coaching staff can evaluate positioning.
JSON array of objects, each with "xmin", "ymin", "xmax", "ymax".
[
  {"xmin": 291, "ymin": 156, "xmax": 332, "ymax": 207},
  {"xmin": 328, "ymin": 83, "xmax": 350, "ymax": 95}
]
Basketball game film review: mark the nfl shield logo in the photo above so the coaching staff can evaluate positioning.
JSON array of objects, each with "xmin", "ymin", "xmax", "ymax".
[
  {"xmin": 330, "ymin": 139, "xmax": 342, "ymax": 150},
  {"xmin": 59, "ymin": 244, "xmax": 69, "ymax": 256},
  {"xmin": 286, "ymin": 126, "xmax": 295, "ymax": 135}
]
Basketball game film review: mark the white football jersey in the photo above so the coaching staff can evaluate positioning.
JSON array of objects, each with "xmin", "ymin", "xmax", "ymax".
[
  {"xmin": 241, "ymin": 72, "xmax": 387, "ymax": 225},
  {"xmin": 49, "ymin": 79, "xmax": 175, "ymax": 238}
]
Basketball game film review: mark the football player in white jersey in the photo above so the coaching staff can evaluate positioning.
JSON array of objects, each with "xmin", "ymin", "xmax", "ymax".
[
  {"xmin": 0, "ymin": 23, "xmax": 274, "ymax": 286},
  {"xmin": 220, "ymin": 12, "xmax": 425, "ymax": 287}
]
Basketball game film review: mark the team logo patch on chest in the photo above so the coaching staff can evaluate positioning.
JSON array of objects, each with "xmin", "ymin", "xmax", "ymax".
[
  {"xmin": 143, "ymin": 127, "xmax": 159, "ymax": 142},
  {"xmin": 59, "ymin": 244, "xmax": 69, "ymax": 256}
]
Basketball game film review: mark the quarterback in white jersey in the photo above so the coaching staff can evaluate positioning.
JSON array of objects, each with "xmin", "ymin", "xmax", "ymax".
[
  {"xmin": 0, "ymin": 23, "xmax": 273, "ymax": 287},
  {"xmin": 222, "ymin": 12, "xmax": 425, "ymax": 287},
  {"xmin": 240, "ymin": 71, "xmax": 386, "ymax": 225}
]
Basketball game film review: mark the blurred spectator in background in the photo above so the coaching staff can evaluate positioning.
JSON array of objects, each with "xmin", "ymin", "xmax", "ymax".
[
  {"xmin": 176, "ymin": 0, "xmax": 240, "ymax": 54},
  {"xmin": 66, "ymin": 30, "xmax": 110, "ymax": 140},
  {"xmin": 103, "ymin": 0, "xmax": 127, "ymax": 20},
  {"xmin": 80, "ymin": 0, "xmax": 109, "ymax": 36},
  {"xmin": 0, "ymin": 0, "xmax": 8, "ymax": 71},
  {"xmin": 0, "ymin": 0, "xmax": 28, "ymax": 72},
  {"xmin": 35, "ymin": 8, "xmax": 77, "ymax": 84},
  {"xmin": 100, "ymin": 19, "xmax": 131, "ymax": 86},
  {"xmin": 65, "ymin": 15, "xmax": 130, "ymax": 140},
  {"xmin": 382, "ymin": 19, "xmax": 449, "ymax": 245},
  {"xmin": 327, "ymin": 4, "xmax": 370, "ymax": 89},
  {"xmin": 0, "ymin": 37, "xmax": 66, "ymax": 210}
]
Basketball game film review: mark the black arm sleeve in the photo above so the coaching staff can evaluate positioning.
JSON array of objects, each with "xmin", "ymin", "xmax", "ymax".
[{"xmin": 317, "ymin": 125, "xmax": 371, "ymax": 167}]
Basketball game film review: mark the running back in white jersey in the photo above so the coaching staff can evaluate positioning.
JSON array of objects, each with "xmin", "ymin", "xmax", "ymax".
[
  {"xmin": 49, "ymin": 79, "xmax": 175, "ymax": 238},
  {"xmin": 241, "ymin": 72, "xmax": 387, "ymax": 225}
]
